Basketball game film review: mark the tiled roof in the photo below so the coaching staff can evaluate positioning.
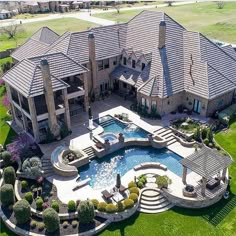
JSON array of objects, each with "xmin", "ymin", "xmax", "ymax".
[
  {"xmin": 3, "ymin": 52, "xmax": 87, "ymax": 97},
  {"xmin": 221, "ymin": 45, "xmax": 236, "ymax": 60},
  {"xmin": 11, "ymin": 27, "xmax": 59, "ymax": 61}
]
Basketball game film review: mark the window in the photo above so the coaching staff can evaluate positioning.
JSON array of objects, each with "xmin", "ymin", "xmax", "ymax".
[
  {"xmin": 100, "ymin": 84, "xmax": 103, "ymax": 92},
  {"xmin": 146, "ymin": 99, "xmax": 149, "ymax": 108},
  {"xmin": 141, "ymin": 98, "xmax": 145, "ymax": 106},
  {"xmin": 123, "ymin": 57, "xmax": 127, "ymax": 65},
  {"xmin": 141, "ymin": 63, "xmax": 145, "ymax": 71},
  {"xmin": 151, "ymin": 101, "xmax": 156, "ymax": 109},
  {"xmin": 104, "ymin": 58, "xmax": 109, "ymax": 69},
  {"xmin": 123, "ymin": 82, "xmax": 127, "ymax": 88},
  {"xmin": 98, "ymin": 60, "xmax": 103, "ymax": 71},
  {"xmin": 218, "ymin": 99, "xmax": 224, "ymax": 108},
  {"xmin": 132, "ymin": 59, "xmax": 136, "ymax": 68},
  {"xmin": 113, "ymin": 57, "xmax": 117, "ymax": 66},
  {"xmin": 105, "ymin": 83, "xmax": 108, "ymax": 90}
]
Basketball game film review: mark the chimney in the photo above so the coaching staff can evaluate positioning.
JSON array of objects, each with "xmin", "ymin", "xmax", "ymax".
[
  {"xmin": 159, "ymin": 20, "xmax": 166, "ymax": 49},
  {"xmin": 40, "ymin": 59, "xmax": 60, "ymax": 138},
  {"xmin": 88, "ymin": 32, "xmax": 98, "ymax": 96}
]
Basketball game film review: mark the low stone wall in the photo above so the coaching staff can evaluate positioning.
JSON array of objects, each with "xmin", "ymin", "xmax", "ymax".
[
  {"xmin": 162, "ymin": 184, "xmax": 227, "ymax": 208},
  {"xmin": 148, "ymin": 135, "xmax": 167, "ymax": 149},
  {"xmin": 174, "ymin": 135, "xmax": 196, "ymax": 148}
]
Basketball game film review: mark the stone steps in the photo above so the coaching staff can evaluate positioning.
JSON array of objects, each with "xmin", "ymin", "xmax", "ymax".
[
  {"xmin": 83, "ymin": 146, "xmax": 96, "ymax": 159},
  {"xmin": 138, "ymin": 187, "xmax": 173, "ymax": 214}
]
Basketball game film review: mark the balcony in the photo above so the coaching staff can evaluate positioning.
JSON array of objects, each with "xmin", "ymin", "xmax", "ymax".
[{"xmin": 66, "ymin": 80, "xmax": 85, "ymax": 99}]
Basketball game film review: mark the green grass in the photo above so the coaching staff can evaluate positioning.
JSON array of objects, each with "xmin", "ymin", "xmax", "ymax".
[
  {"xmin": 0, "ymin": 219, "xmax": 16, "ymax": 236},
  {"xmin": 0, "ymin": 18, "xmax": 97, "ymax": 51},
  {"xmin": 0, "ymin": 86, "xmax": 16, "ymax": 146},
  {"xmin": 94, "ymin": 2, "xmax": 236, "ymax": 43}
]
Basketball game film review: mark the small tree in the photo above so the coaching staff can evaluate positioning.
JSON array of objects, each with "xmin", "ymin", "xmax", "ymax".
[
  {"xmin": 193, "ymin": 127, "xmax": 201, "ymax": 142},
  {"xmin": 42, "ymin": 208, "xmax": 60, "ymax": 232},
  {"xmin": 156, "ymin": 175, "xmax": 172, "ymax": 189},
  {"xmin": 2, "ymin": 151, "xmax": 12, "ymax": 166},
  {"xmin": 113, "ymin": 0, "xmax": 121, "ymax": 13},
  {"xmin": 207, "ymin": 128, "xmax": 214, "ymax": 144},
  {"xmin": 21, "ymin": 156, "xmax": 42, "ymax": 178},
  {"xmin": 77, "ymin": 200, "xmax": 95, "ymax": 224},
  {"xmin": 13, "ymin": 199, "xmax": 31, "ymax": 224},
  {"xmin": 3, "ymin": 166, "xmax": 16, "ymax": 185},
  {"xmin": 217, "ymin": 1, "xmax": 225, "ymax": 9},
  {"xmin": 166, "ymin": 1, "xmax": 174, "ymax": 7},
  {"xmin": 0, "ymin": 184, "xmax": 15, "ymax": 206}
]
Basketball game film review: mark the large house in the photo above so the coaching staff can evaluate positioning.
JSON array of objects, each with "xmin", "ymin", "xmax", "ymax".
[{"xmin": 3, "ymin": 11, "xmax": 236, "ymax": 142}]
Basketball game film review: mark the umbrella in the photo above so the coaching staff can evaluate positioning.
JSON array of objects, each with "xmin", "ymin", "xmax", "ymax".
[
  {"xmin": 116, "ymin": 173, "xmax": 121, "ymax": 189},
  {"xmin": 88, "ymin": 106, "xmax": 92, "ymax": 119}
]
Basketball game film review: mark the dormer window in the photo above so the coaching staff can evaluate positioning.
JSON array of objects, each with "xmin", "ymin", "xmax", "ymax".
[
  {"xmin": 132, "ymin": 59, "xmax": 136, "ymax": 68},
  {"xmin": 123, "ymin": 57, "xmax": 127, "ymax": 65},
  {"xmin": 141, "ymin": 63, "xmax": 145, "ymax": 70}
]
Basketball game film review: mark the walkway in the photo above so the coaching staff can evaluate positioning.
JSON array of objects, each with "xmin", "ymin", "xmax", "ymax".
[{"xmin": 0, "ymin": 1, "xmax": 195, "ymax": 28}]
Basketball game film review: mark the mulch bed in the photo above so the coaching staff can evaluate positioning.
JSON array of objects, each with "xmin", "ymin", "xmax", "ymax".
[
  {"xmin": 17, "ymin": 178, "xmax": 68, "ymax": 214},
  {"xmin": 1, "ymin": 205, "xmax": 106, "ymax": 236}
]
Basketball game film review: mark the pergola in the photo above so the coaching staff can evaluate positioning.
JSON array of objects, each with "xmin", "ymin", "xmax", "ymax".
[{"xmin": 180, "ymin": 147, "xmax": 233, "ymax": 196}]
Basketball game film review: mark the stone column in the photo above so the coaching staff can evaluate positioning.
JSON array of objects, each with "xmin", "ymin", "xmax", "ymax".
[
  {"xmin": 40, "ymin": 59, "xmax": 60, "ymax": 138},
  {"xmin": 182, "ymin": 166, "xmax": 187, "ymax": 185},
  {"xmin": 88, "ymin": 32, "xmax": 98, "ymax": 97},
  {"xmin": 201, "ymin": 177, "xmax": 207, "ymax": 197},
  {"xmin": 28, "ymin": 97, "xmax": 40, "ymax": 142},
  {"xmin": 17, "ymin": 92, "xmax": 27, "ymax": 130},
  {"xmin": 221, "ymin": 168, "xmax": 227, "ymax": 183},
  {"xmin": 83, "ymin": 72, "xmax": 89, "ymax": 112},
  {"xmin": 5, "ymin": 83, "xmax": 17, "ymax": 121},
  {"xmin": 62, "ymin": 88, "xmax": 71, "ymax": 131}
]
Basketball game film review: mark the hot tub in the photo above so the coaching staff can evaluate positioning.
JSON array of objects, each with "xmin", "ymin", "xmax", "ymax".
[{"xmin": 101, "ymin": 133, "xmax": 117, "ymax": 142}]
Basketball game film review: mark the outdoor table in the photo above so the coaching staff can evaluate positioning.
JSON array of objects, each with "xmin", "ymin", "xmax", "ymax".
[{"xmin": 112, "ymin": 192, "xmax": 124, "ymax": 203}]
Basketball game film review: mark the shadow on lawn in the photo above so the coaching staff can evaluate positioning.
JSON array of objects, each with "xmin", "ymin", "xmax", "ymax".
[
  {"xmin": 3, "ymin": 127, "xmax": 17, "ymax": 146},
  {"xmin": 172, "ymin": 193, "xmax": 236, "ymax": 226}
]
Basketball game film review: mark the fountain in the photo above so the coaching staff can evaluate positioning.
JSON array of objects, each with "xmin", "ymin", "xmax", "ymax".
[{"xmin": 88, "ymin": 106, "xmax": 96, "ymax": 131}]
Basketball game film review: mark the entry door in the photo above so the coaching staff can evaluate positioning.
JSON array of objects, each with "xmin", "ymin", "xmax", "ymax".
[{"xmin": 193, "ymin": 99, "xmax": 202, "ymax": 114}]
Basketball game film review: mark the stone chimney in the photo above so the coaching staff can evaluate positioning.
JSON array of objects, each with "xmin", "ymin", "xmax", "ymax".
[
  {"xmin": 88, "ymin": 32, "xmax": 98, "ymax": 96},
  {"xmin": 40, "ymin": 59, "xmax": 60, "ymax": 138},
  {"xmin": 159, "ymin": 20, "xmax": 166, "ymax": 49}
]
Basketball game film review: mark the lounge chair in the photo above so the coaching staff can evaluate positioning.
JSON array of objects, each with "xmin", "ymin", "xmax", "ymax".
[
  {"xmin": 101, "ymin": 190, "xmax": 113, "ymax": 200},
  {"xmin": 119, "ymin": 184, "xmax": 128, "ymax": 193}
]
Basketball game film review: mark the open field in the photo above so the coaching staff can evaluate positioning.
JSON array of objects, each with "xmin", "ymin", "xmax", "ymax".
[
  {"xmin": 0, "ymin": 18, "xmax": 97, "ymax": 51},
  {"xmin": 94, "ymin": 2, "xmax": 236, "ymax": 44}
]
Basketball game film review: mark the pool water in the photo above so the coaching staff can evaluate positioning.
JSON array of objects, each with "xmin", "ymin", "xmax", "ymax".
[
  {"xmin": 94, "ymin": 115, "xmax": 149, "ymax": 139},
  {"xmin": 101, "ymin": 134, "xmax": 117, "ymax": 141},
  {"xmin": 79, "ymin": 146, "xmax": 185, "ymax": 190}
]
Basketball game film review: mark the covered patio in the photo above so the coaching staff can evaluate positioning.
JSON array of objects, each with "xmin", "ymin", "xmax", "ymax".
[{"xmin": 180, "ymin": 147, "xmax": 233, "ymax": 198}]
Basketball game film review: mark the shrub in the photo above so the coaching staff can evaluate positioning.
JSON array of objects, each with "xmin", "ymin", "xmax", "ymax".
[
  {"xmin": 129, "ymin": 193, "xmax": 138, "ymax": 203},
  {"xmin": 116, "ymin": 201, "xmax": 125, "ymax": 212},
  {"xmin": 207, "ymin": 128, "xmax": 214, "ymax": 143},
  {"xmin": 3, "ymin": 166, "xmax": 16, "ymax": 185},
  {"xmin": 105, "ymin": 203, "xmax": 117, "ymax": 213},
  {"xmin": 137, "ymin": 181, "xmax": 144, "ymax": 188},
  {"xmin": 156, "ymin": 175, "xmax": 172, "ymax": 189},
  {"xmin": 24, "ymin": 192, "xmax": 33, "ymax": 203},
  {"xmin": 128, "ymin": 181, "xmax": 137, "ymax": 189},
  {"xmin": 72, "ymin": 220, "xmax": 78, "ymax": 228},
  {"xmin": 30, "ymin": 220, "xmax": 37, "ymax": 229},
  {"xmin": 2, "ymin": 151, "xmax": 12, "ymax": 166},
  {"xmin": 22, "ymin": 157, "xmax": 42, "ymax": 178},
  {"xmin": 129, "ymin": 187, "xmax": 139, "ymax": 196},
  {"xmin": 0, "ymin": 184, "xmax": 15, "ymax": 206},
  {"xmin": 97, "ymin": 202, "xmax": 107, "ymax": 212},
  {"xmin": 208, "ymin": 142, "xmax": 214, "ymax": 148},
  {"xmin": 42, "ymin": 202, "xmax": 49, "ymax": 210},
  {"xmin": 91, "ymin": 199, "xmax": 99, "ymax": 209},
  {"xmin": 201, "ymin": 128, "xmax": 208, "ymax": 140},
  {"xmin": 13, "ymin": 199, "xmax": 31, "ymax": 224},
  {"xmin": 42, "ymin": 208, "xmax": 60, "ymax": 232},
  {"xmin": 123, "ymin": 199, "xmax": 134, "ymax": 209},
  {"xmin": 203, "ymin": 138, "xmax": 209, "ymax": 146},
  {"xmin": 37, "ymin": 222, "xmax": 45, "ymax": 231},
  {"xmin": 51, "ymin": 200, "xmax": 59, "ymax": 212},
  {"xmin": 36, "ymin": 197, "xmax": 44, "ymax": 210},
  {"xmin": 68, "ymin": 200, "xmax": 76, "ymax": 212},
  {"xmin": 193, "ymin": 127, "xmax": 201, "ymax": 142},
  {"xmin": 77, "ymin": 200, "xmax": 95, "ymax": 224},
  {"xmin": 21, "ymin": 180, "xmax": 28, "ymax": 190},
  {"xmin": 62, "ymin": 221, "xmax": 69, "ymax": 228}
]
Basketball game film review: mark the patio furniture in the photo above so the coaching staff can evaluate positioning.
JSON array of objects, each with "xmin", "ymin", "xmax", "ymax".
[
  {"xmin": 119, "ymin": 184, "xmax": 127, "ymax": 193},
  {"xmin": 206, "ymin": 178, "xmax": 220, "ymax": 190},
  {"xmin": 183, "ymin": 184, "xmax": 197, "ymax": 198},
  {"xmin": 101, "ymin": 190, "xmax": 113, "ymax": 200},
  {"xmin": 112, "ymin": 191, "xmax": 124, "ymax": 203}
]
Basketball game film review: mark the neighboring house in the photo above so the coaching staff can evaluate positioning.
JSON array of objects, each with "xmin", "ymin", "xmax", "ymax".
[
  {"xmin": 3, "ymin": 11, "xmax": 236, "ymax": 142},
  {"xmin": 0, "ymin": 9, "xmax": 13, "ymax": 19}
]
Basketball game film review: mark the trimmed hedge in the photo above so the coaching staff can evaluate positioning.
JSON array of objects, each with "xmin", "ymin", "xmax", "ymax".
[
  {"xmin": 0, "ymin": 184, "xmax": 15, "ymax": 206},
  {"xmin": 129, "ymin": 193, "xmax": 138, "ymax": 203},
  {"xmin": 68, "ymin": 200, "xmax": 76, "ymax": 212},
  {"xmin": 129, "ymin": 187, "xmax": 139, "ymax": 196},
  {"xmin": 21, "ymin": 180, "xmax": 28, "ymax": 190},
  {"xmin": 105, "ymin": 203, "xmax": 117, "ymax": 213},
  {"xmin": 3, "ymin": 166, "xmax": 16, "ymax": 185},
  {"xmin": 116, "ymin": 201, "xmax": 125, "ymax": 212},
  {"xmin": 24, "ymin": 192, "xmax": 33, "ymax": 203},
  {"xmin": 2, "ymin": 151, "xmax": 12, "ymax": 166},
  {"xmin": 36, "ymin": 197, "xmax": 44, "ymax": 210},
  {"xmin": 91, "ymin": 199, "xmax": 99, "ymax": 209},
  {"xmin": 77, "ymin": 200, "xmax": 95, "ymax": 224},
  {"xmin": 128, "ymin": 181, "xmax": 137, "ymax": 189},
  {"xmin": 123, "ymin": 198, "xmax": 134, "ymax": 209},
  {"xmin": 13, "ymin": 199, "xmax": 31, "ymax": 224},
  {"xmin": 51, "ymin": 200, "xmax": 59, "ymax": 212},
  {"xmin": 97, "ymin": 202, "xmax": 107, "ymax": 212},
  {"xmin": 42, "ymin": 208, "xmax": 60, "ymax": 232}
]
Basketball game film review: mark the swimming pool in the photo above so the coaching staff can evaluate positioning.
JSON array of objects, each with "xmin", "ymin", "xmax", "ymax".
[
  {"xmin": 79, "ymin": 146, "xmax": 185, "ymax": 190},
  {"xmin": 94, "ymin": 115, "xmax": 149, "ymax": 139}
]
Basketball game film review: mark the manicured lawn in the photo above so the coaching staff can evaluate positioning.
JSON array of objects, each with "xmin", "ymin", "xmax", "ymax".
[
  {"xmin": 0, "ymin": 18, "xmax": 97, "ymax": 51},
  {"xmin": 0, "ymin": 86, "xmax": 16, "ymax": 146},
  {"xmin": 94, "ymin": 2, "xmax": 236, "ymax": 44},
  {"xmin": 0, "ymin": 219, "xmax": 16, "ymax": 236}
]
